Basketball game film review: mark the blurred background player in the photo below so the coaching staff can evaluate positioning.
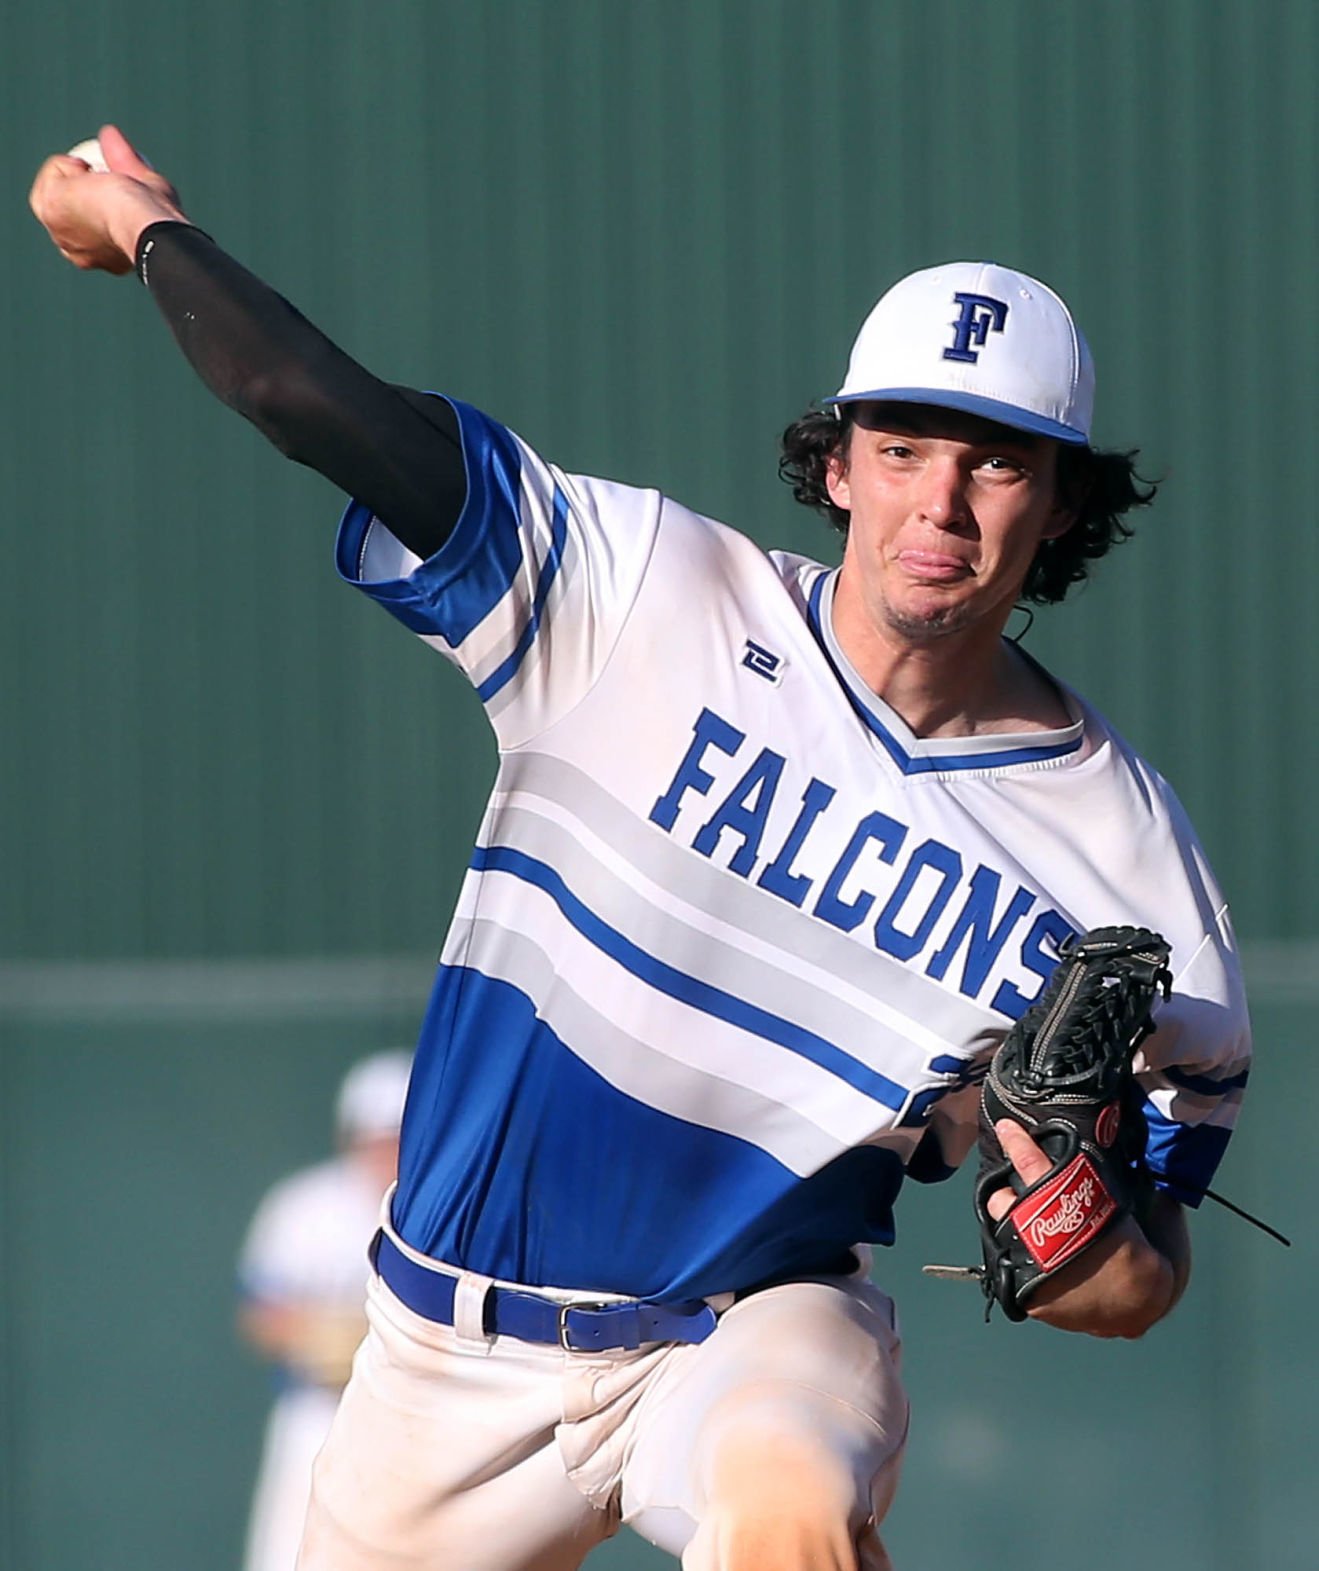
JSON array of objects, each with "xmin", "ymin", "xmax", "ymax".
[{"xmin": 236, "ymin": 1049, "xmax": 412, "ymax": 1571}]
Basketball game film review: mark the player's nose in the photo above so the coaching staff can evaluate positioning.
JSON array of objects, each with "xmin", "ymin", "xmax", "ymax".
[{"xmin": 915, "ymin": 458, "xmax": 969, "ymax": 528}]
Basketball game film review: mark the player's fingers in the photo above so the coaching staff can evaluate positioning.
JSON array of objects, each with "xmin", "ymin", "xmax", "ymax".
[
  {"xmin": 29, "ymin": 168, "xmax": 135, "ymax": 274},
  {"xmin": 994, "ymin": 1118, "xmax": 1052, "ymax": 1184},
  {"xmin": 28, "ymin": 157, "xmax": 91, "ymax": 238},
  {"xmin": 98, "ymin": 123, "xmax": 153, "ymax": 175},
  {"xmin": 983, "ymin": 1185, "xmax": 1008, "ymax": 1223},
  {"xmin": 29, "ymin": 154, "xmax": 86, "ymax": 213},
  {"xmin": 984, "ymin": 1121, "xmax": 1056, "ymax": 1221},
  {"xmin": 98, "ymin": 123, "xmax": 181, "ymax": 210}
]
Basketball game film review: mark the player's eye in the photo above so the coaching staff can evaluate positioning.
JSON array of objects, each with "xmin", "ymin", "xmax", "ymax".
[
  {"xmin": 979, "ymin": 455, "xmax": 1027, "ymax": 476},
  {"xmin": 879, "ymin": 442, "xmax": 916, "ymax": 460}
]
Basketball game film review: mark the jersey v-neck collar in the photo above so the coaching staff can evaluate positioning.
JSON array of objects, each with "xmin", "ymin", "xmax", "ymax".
[{"xmin": 803, "ymin": 568, "xmax": 1085, "ymax": 778}]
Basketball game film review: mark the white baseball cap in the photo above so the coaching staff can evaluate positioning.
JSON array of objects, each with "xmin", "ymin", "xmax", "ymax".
[
  {"xmin": 828, "ymin": 261, "xmax": 1094, "ymax": 444},
  {"xmin": 335, "ymin": 1049, "xmax": 413, "ymax": 1139}
]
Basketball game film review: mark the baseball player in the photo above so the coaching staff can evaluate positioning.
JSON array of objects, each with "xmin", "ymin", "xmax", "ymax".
[
  {"xmin": 237, "ymin": 1050, "xmax": 412, "ymax": 1571},
  {"xmin": 31, "ymin": 128, "xmax": 1251, "ymax": 1571}
]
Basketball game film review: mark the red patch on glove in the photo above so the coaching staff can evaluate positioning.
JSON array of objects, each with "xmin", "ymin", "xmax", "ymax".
[{"xmin": 1012, "ymin": 1154, "xmax": 1116, "ymax": 1271}]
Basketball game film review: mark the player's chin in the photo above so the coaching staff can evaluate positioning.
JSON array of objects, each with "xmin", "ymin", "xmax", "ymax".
[{"xmin": 882, "ymin": 593, "xmax": 980, "ymax": 641}]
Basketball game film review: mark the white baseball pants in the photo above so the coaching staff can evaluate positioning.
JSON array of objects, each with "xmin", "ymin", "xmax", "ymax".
[{"xmin": 297, "ymin": 1258, "xmax": 908, "ymax": 1571}]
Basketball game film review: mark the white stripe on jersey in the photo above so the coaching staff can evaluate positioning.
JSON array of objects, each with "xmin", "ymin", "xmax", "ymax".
[
  {"xmin": 480, "ymin": 754, "xmax": 998, "ymax": 1058},
  {"xmin": 448, "ymin": 909, "xmax": 923, "ymax": 1174}
]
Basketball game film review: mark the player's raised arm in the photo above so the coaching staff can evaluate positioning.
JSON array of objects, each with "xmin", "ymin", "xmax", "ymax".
[{"xmin": 29, "ymin": 125, "xmax": 464, "ymax": 560}]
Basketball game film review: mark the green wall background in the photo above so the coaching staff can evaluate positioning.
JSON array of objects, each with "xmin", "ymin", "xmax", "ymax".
[{"xmin": 1, "ymin": 2, "xmax": 1314, "ymax": 1567}]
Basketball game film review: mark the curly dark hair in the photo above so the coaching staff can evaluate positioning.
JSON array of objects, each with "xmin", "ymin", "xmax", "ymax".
[{"xmin": 778, "ymin": 404, "xmax": 1157, "ymax": 606}]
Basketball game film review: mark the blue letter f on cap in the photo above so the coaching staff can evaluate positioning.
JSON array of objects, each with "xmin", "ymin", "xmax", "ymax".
[{"xmin": 943, "ymin": 293, "xmax": 1009, "ymax": 364}]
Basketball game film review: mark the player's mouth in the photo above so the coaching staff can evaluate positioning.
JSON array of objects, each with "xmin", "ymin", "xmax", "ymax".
[{"xmin": 896, "ymin": 550, "xmax": 973, "ymax": 582}]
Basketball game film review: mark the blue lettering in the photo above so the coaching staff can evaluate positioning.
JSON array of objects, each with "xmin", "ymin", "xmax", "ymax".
[
  {"xmin": 873, "ymin": 840, "xmax": 962, "ymax": 960},
  {"xmin": 943, "ymin": 292, "xmax": 1009, "ymax": 364},
  {"xmin": 757, "ymin": 777, "xmax": 837, "ymax": 907},
  {"xmin": 992, "ymin": 908, "xmax": 1074, "ymax": 1019},
  {"xmin": 653, "ymin": 708, "xmax": 1071, "ymax": 1020},
  {"xmin": 693, "ymin": 748, "xmax": 787, "ymax": 875},
  {"xmin": 925, "ymin": 866, "xmax": 1035, "ymax": 997},
  {"xmin": 813, "ymin": 812, "xmax": 907, "ymax": 933},
  {"xmin": 649, "ymin": 708, "xmax": 745, "ymax": 831}
]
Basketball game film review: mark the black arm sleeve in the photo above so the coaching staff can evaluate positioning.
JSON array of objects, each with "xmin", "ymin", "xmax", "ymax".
[{"xmin": 134, "ymin": 221, "xmax": 465, "ymax": 561}]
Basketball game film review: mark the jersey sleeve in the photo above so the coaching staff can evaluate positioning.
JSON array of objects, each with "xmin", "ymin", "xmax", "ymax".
[
  {"xmin": 335, "ymin": 397, "xmax": 662, "ymax": 748},
  {"xmin": 1134, "ymin": 908, "xmax": 1252, "ymax": 1207},
  {"xmin": 906, "ymin": 920, "xmax": 1251, "ymax": 1206}
]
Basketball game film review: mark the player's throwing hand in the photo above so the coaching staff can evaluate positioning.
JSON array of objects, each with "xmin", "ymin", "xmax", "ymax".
[{"xmin": 29, "ymin": 124, "xmax": 189, "ymax": 274}]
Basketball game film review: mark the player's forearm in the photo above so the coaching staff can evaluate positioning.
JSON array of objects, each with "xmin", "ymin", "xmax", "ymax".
[
  {"xmin": 1141, "ymin": 1191, "xmax": 1192, "ymax": 1310},
  {"xmin": 135, "ymin": 222, "xmax": 466, "ymax": 559}
]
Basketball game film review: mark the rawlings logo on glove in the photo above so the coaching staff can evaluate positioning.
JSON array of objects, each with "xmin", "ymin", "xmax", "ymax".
[{"xmin": 1014, "ymin": 1157, "xmax": 1113, "ymax": 1264}]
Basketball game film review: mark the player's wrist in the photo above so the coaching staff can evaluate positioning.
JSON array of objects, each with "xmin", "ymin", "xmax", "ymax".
[{"xmin": 114, "ymin": 199, "xmax": 193, "ymax": 279}]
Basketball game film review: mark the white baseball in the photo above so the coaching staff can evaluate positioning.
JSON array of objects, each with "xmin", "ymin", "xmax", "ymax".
[{"xmin": 67, "ymin": 137, "xmax": 110, "ymax": 173}]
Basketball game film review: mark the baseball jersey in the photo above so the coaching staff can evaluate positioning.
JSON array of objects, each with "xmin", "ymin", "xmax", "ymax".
[{"xmin": 335, "ymin": 398, "xmax": 1251, "ymax": 1303}]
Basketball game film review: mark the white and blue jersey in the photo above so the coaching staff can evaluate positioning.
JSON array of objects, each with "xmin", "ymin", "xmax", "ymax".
[{"xmin": 335, "ymin": 398, "xmax": 1250, "ymax": 1302}]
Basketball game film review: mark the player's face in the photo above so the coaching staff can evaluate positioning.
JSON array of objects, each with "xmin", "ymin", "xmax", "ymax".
[{"xmin": 826, "ymin": 403, "xmax": 1073, "ymax": 646}]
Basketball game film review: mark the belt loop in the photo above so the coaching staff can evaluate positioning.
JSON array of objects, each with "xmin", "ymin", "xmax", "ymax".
[{"xmin": 453, "ymin": 1271, "xmax": 495, "ymax": 1346}]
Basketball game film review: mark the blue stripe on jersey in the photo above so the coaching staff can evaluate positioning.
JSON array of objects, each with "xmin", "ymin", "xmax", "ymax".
[
  {"xmin": 804, "ymin": 573, "xmax": 1082, "ymax": 775},
  {"xmin": 475, "ymin": 484, "xmax": 570, "ymax": 701},
  {"xmin": 473, "ymin": 842, "xmax": 911, "ymax": 1110},
  {"xmin": 334, "ymin": 398, "xmax": 525, "ymax": 642},
  {"xmin": 1142, "ymin": 1102, "xmax": 1232, "ymax": 1206},
  {"xmin": 392, "ymin": 965, "xmax": 907, "ymax": 1298},
  {"xmin": 1163, "ymin": 1063, "xmax": 1250, "ymax": 1097}
]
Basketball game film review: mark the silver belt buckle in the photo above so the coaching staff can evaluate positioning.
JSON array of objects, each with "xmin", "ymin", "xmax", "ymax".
[{"xmin": 557, "ymin": 1299, "xmax": 617, "ymax": 1351}]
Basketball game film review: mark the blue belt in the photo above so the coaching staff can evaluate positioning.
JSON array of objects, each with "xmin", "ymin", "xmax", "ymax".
[{"xmin": 371, "ymin": 1231, "xmax": 720, "ymax": 1353}]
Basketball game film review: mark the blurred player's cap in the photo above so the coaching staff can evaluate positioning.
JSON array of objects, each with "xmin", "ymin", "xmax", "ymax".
[
  {"xmin": 828, "ymin": 261, "xmax": 1094, "ymax": 444},
  {"xmin": 336, "ymin": 1050, "xmax": 412, "ymax": 1139}
]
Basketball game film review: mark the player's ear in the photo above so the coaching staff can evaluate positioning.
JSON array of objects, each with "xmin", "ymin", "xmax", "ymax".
[
  {"xmin": 824, "ymin": 446, "xmax": 851, "ymax": 511},
  {"xmin": 1041, "ymin": 443, "xmax": 1081, "ymax": 540},
  {"xmin": 1041, "ymin": 503, "xmax": 1075, "ymax": 541}
]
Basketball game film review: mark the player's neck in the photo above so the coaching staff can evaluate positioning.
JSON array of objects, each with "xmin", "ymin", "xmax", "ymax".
[{"xmin": 830, "ymin": 585, "xmax": 1070, "ymax": 738}]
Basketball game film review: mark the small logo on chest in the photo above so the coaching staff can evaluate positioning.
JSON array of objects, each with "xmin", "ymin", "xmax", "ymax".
[{"xmin": 742, "ymin": 639, "xmax": 786, "ymax": 686}]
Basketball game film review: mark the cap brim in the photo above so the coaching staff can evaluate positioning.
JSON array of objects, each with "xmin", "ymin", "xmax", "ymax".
[{"xmin": 826, "ymin": 387, "xmax": 1089, "ymax": 445}]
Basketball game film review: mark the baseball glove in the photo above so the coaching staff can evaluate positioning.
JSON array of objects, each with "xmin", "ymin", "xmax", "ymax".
[{"xmin": 972, "ymin": 925, "xmax": 1172, "ymax": 1322}]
